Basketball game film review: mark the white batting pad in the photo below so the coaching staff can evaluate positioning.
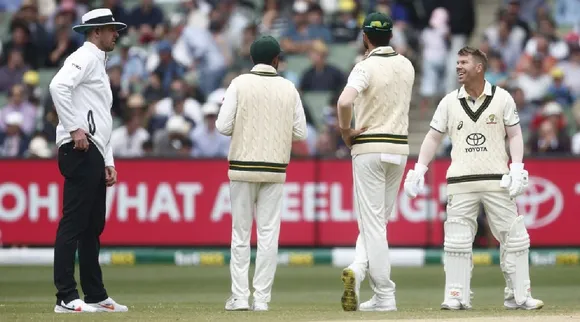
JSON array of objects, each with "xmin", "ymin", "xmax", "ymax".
[
  {"xmin": 504, "ymin": 216, "xmax": 531, "ymax": 305},
  {"xmin": 443, "ymin": 218, "xmax": 474, "ymax": 307}
]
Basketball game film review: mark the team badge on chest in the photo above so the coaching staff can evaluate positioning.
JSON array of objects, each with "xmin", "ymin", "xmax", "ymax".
[{"xmin": 486, "ymin": 114, "xmax": 497, "ymax": 125}]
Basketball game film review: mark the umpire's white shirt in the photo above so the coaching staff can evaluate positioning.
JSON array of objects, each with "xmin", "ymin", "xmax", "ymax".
[{"xmin": 50, "ymin": 41, "xmax": 115, "ymax": 167}]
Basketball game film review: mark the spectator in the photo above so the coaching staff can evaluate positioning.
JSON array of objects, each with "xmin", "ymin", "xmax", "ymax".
[
  {"xmin": 0, "ymin": 20, "xmax": 39, "ymax": 69},
  {"xmin": 45, "ymin": 23, "xmax": 77, "ymax": 67},
  {"xmin": 142, "ymin": 73, "xmax": 165, "ymax": 104},
  {"xmin": 177, "ymin": 137, "xmax": 193, "ymax": 157},
  {"xmin": 530, "ymin": 101, "xmax": 569, "ymax": 132},
  {"xmin": 418, "ymin": 7, "xmax": 449, "ymax": 111},
  {"xmin": 183, "ymin": 0, "xmax": 212, "ymax": 30},
  {"xmin": 174, "ymin": 25, "xmax": 228, "ymax": 96},
  {"xmin": 277, "ymin": 54, "xmax": 300, "ymax": 87},
  {"xmin": 0, "ymin": 1, "xmax": 24, "ymax": 13},
  {"xmin": 0, "ymin": 111, "xmax": 29, "ymax": 158},
  {"xmin": 128, "ymin": 0, "xmax": 164, "ymax": 32},
  {"xmin": 482, "ymin": 16, "xmax": 525, "ymax": 70},
  {"xmin": 513, "ymin": 54, "xmax": 552, "ymax": 104},
  {"xmin": 280, "ymin": 1, "xmax": 331, "ymax": 54},
  {"xmin": 0, "ymin": 84, "xmax": 37, "ymax": 135},
  {"xmin": 233, "ymin": 23, "xmax": 258, "ymax": 73},
  {"xmin": 107, "ymin": 37, "xmax": 148, "ymax": 94},
  {"xmin": 39, "ymin": 100, "xmax": 58, "ymax": 143},
  {"xmin": 299, "ymin": 40, "xmax": 346, "ymax": 91},
  {"xmin": 524, "ymin": 17, "xmax": 569, "ymax": 61},
  {"xmin": 547, "ymin": 67, "xmax": 575, "ymax": 108},
  {"xmin": 529, "ymin": 118, "xmax": 571, "ymax": 154},
  {"xmin": 142, "ymin": 139, "xmax": 154, "ymax": 156},
  {"xmin": 16, "ymin": 0, "xmax": 50, "ymax": 59},
  {"xmin": 153, "ymin": 114, "xmax": 192, "ymax": 156},
  {"xmin": 106, "ymin": 63, "xmax": 125, "ymax": 120},
  {"xmin": 48, "ymin": 0, "xmax": 83, "ymax": 47},
  {"xmin": 190, "ymin": 102, "xmax": 230, "ymax": 158},
  {"xmin": 208, "ymin": 10, "xmax": 234, "ymax": 71},
  {"xmin": 307, "ymin": 3, "xmax": 333, "ymax": 41},
  {"xmin": 0, "ymin": 49, "xmax": 29, "ymax": 93},
  {"xmin": 315, "ymin": 95, "xmax": 349, "ymax": 158},
  {"xmin": 554, "ymin": 0, "xmax": 580, "ymax": 31},
  {"xmin": 27, "ymin": 134, "xmax": 53, "ymax": 158},
  {"xmin": 504, "ymin": 0, "xmax": 547, "ymax": 33},
  {"xmin": 511, "ymin": 87, "xmax": 534, "ymax": 131},
  {"xmin": 102, "ymin": 0, "xmax": 129, "ymax": 35},
  {"xmin": 557, "ymin": 44, "xmax": 580, "ymax": 97},
  {"xmin": 441, "ymin": 0, "xmax": 476, "ymax": 93},
  {"xmin": 216, "ymin": 0, "xmax": 253, "ymax": 52},
  {"xmin": 528, "ymin": 101, "xmax": 571, "ymax": 154},
  {"xmin": 485, "ymin": 51, "xmax": 509, "ymax": 87},
  {"xmin": 154, "ymin": 79, "xmax": 202, "ymax": 126},
  {"xmin": 515, "ymin": 34, "xmax": 557, "ymax": 74},
  {"xmin": 153, "ymin": 40, "xmax": 186, "ymax": 96},
  {"xmin": 111, "ymin": 108, "xmax": 150, "ymax": 158},
  {"xmin": 329, "ymin": 0, "xmax": 360, "ymax": 43},
  {"xmin": 259, "ymin": 0, "xmax": 290, "ymax": 40}
]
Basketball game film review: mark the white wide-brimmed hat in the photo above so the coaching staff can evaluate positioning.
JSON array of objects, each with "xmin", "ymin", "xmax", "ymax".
[{"xmin": 72, "ymin": 8, "xmax": 127, "ymax": 34}]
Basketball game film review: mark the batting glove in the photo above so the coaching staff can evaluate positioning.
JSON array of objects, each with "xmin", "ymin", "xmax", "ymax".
[
  {"xmin": 404, "ymin": 163, "xmax": 428, "ymax": 198},
  {"xmin": 500, "ymin": 163, "xmax": 528, "ymax": 198}
]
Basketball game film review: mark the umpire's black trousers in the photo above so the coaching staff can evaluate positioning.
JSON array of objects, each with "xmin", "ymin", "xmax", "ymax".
[{"xmin": 54, "ymin": 141, "xmax": 108, "ymax": 305}]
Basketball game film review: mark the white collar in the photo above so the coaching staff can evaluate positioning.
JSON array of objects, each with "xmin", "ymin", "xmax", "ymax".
[
  {"xmin": 83, "ymin": 41, "xmax": 107, "ymax": 63},
  {"xmin": 367, "ymin": 46, "xmax": 396, "ymax": 57},
  {"xmin": 250, "ymin": 64, "xmax": 278, "ymax": 75},
  {"xmin": 457, "ymin": 80, "xmax": 493, "ymax": 99}
]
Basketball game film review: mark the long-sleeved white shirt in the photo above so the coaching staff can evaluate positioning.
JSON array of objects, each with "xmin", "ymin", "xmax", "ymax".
[
  {"xmin": 50, "ymin": 41, "xmax": 115, "ymax": 167},
  {"xmin": 215, "ymin": 81, "xmax": 307, "ymax": 140}
]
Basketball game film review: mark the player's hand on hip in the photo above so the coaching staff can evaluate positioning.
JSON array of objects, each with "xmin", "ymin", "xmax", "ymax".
[
  {"xmin": 70, "ymin": 128, "xmax": 89, "ymax": 151},
  {"xmin": 340, "ymin": 127, "xmax": 367, "ymax": 148},
  {"xmin": 403, "ymin": 163, "xmax": 428, "ymax": 198},
  {"xmin": 105, "ymin": 166, "xmax": 117, "ymax": 187}
]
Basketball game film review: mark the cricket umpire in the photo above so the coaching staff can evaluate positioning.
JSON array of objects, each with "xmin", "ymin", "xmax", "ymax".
[{"xmin": 49, "ymin": 8, "xmax": 128, "ymax": 313}]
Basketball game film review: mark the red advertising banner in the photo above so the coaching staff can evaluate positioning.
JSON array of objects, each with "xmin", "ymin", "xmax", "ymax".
[{"xmin": 0, "ymin": 158, "xmax": 578, "ymax": 246}]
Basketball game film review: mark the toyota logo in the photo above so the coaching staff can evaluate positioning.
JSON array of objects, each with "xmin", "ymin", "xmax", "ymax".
[
  {"xmin": 515, "ymin": 176, "xmax": 563, "ymax": 229},
  {"xmin": 466, "ymin": 133, "xmax": 486, "ymax": 146}
]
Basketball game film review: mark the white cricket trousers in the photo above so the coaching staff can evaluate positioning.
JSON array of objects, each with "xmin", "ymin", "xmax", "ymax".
[
  {"xmin": 348, "ymin": 153, "xmax": 407, "ymax": 299},
  {"xmin": 229, "ymin": 180, "xmax": 283, "ymax": 303}
]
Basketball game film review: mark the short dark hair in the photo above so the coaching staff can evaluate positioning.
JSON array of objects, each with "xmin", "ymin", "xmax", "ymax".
[
  {"xmin": 251, "ymin": 55, "xmax": 278, "ymax": 66},
  {"xmin": 365, "ymin": 31, "xmax": 392, "ymax": 47},
  {"xmin": 458, "ymin": 46, "xmax": 488, "ymax": 71}
]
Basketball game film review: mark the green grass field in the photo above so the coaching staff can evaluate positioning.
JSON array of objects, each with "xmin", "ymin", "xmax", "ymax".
[{"xmin": 0, "ymin": 265, "xmax": 579, "ymax": 321}]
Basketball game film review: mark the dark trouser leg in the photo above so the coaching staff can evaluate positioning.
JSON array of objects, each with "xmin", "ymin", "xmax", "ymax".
[
  {"xmin": 81, "ymin": 169, "xmax": 108, "ymax": 303},
  {"xmin": 53, "ymin": 143, "xmax": 102, "ymax": 304}
]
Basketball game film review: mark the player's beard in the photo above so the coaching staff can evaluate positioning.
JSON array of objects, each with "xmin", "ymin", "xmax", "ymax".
[{"xmin": 363, "ymin": 38, "xmax": 369, "ymax": 50}]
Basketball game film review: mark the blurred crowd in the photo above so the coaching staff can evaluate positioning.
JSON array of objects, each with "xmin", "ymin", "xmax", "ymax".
[{"xmin": 0, "ymin": 0, "xmax": 579, "ymax": 160}]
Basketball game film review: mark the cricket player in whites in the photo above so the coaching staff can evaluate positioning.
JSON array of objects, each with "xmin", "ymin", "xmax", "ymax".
[
  {"xmin": 404, "ymin": 46, "xmax": 544, "ymax": 310},
  {"xmin": 337, "ymin": 12, "xmax": 415, "ymax": 312},
  {"xmin": 216, "ymin": 35, "xmax": 307, "ymax": 312}
]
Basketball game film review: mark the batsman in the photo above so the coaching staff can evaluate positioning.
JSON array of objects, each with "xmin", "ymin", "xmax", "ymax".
[
  {"xmin": 404, "ymin": 46, "xmax": 544, "ymax": 310},
  {"xmin": 337, "ymin": 12, "xmax": 415, "ymax": 312}
]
